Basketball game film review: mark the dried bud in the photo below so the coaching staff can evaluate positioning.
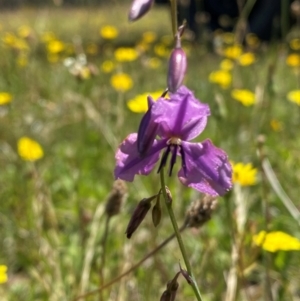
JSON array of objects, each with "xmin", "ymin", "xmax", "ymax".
[
  {"xmin": 160, "ymin": 290, "xmax": 172, "ymax": 301},
  {"xmin": 165, "ymin": 186, "xmax": 173, "ymax": 204},
  {"xmin": 128, "ymin": 0, "xmax": 154, "ymax": 22},
  {"xmin": 184, "ymin": 195, "xmax": 218, "ymax": 228},
  {"xmin": 179, "ymin": 265, "xmax": 192, "ymax": 285},
  {"xmin": 125, "ymin": 197, "xmax": 155, "ymax": 238},
  {"xmin": 167, "ymin": 36, "xmax": 187, "ymax": 93},
  {"xmin": 105, "ymin": 180, "xmax": 127, "ymax": 217},
  {"xmin": 152, "ymin": 193, "xmax": 161, "ymax": 227}
]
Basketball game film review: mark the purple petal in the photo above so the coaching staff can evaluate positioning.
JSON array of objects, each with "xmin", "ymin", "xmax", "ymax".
[
  {"xmin": 178, "ymin": 140, "xmax": 232, "ymax": 196},
  {"xmin": 115, "ymin": 133, "xmax": 166, "ymax": 181},
  {"xmin": 137, "ymin": 96, "xmax": 158, "ymax": 156},
  {"xmin": 128, "ymin": 0, "xmax": 154, "ymax": 21},
  {"xmin": 152, "ymin": 86, "xmax": 210, "ymax": 141}
]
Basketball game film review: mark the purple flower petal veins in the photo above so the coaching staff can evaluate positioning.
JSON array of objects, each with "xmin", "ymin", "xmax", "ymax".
[
  {"xmin": 114, "ymin": 86, "xmax": 233, "ymax": 196},
  {"xmin": 128, "ymin": 0, "xmax": 154, "ymax": 22}
]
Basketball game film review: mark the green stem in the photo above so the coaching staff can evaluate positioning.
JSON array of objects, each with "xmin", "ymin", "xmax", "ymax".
[
  {"xmin": 159, "ymin": 168, "xmax": 203, "ymax": 301},
  {"xmin": 170, "ymin": 0, "xmax": 178, "ymax": 37}
]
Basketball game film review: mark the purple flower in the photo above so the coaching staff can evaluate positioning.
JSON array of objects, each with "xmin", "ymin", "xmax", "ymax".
[
  {"xmin": 114, "ymin": 86, "xmax": 232, "ymax": 196},
  {"xmin": 128, "ymin": 0, "xmax": 154, "ymax": 22}
]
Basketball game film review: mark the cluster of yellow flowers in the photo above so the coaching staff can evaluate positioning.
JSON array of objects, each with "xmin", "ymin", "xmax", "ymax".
[{"xmin": 208, "ymin": 32, "xmax": 257, "ymax": 106}]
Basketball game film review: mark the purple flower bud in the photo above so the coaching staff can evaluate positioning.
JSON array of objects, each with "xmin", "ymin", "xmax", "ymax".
[
  {"xmin": 128, "ymin": 0, "xmax": 154, "ymax": 22},
  {"xmin": 167, "ymin": 38, "xmax": 187, "ymax": 93}
]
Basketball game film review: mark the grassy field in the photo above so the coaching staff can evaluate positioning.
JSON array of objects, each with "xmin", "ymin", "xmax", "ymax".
[{"xmin": 0, "ymin": 3, "xmax": 300, "ymax": 301}]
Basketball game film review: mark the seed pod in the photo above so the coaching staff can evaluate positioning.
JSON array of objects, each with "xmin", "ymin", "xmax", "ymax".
[
  {"xmin": 128, "ymin": 0, "xmax": 154, "ymax": 22},
  {"xmin": 105, "ymin": 180, "xmax": 127, "ymax": 217},
  {"xmin": 167, "ymin": 36, "xmax": 187, "ymax": 93}
]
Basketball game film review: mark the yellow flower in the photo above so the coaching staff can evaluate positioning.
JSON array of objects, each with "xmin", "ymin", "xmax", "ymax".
[
  {"xmin": 47, "ymin": 40, "xmax": 65, "ymax": 54},
  {"xmin": 86, "ymin": 43, "xmax": 98, "ymax": 55},
  {"xmin": 245, "ymin": 33, "xmax": 260, "ymax": 48},
  {"xmin": 238, "ymin": 52, "xmax": 256, "ymax": 66},
  {"xmin": 100, "ymin": 25, "xmax": 118, "ymax": 40},
  {"xmin": 18, "ymin": 25, "xmax": 32, "ymax": 38},
  {"xmin": 286, "ymin": 53, "xmax": 300, "ymax": 67},
  {"xmin": 231, "ymin": 89, "xmax": 255, "ymax": 106},
  {"xmin": 270, "ymin": 119, "xmax": 283, "ymax": 132},
  {"xmin": 208, "ymin": 70, "xmax": 232, "ymax": 89},
  {"xmin": 253, "ymin": 231, "xmax": 300, "ymax": 252},
  {"xmin": 114, "ymin": 47, "xmax": 138, "ymax": 62},
  {"xmin": 101, "ymin": 60, "xmax": 115, "ymax": 73},
  {"xmin": 222, "ymin": 32, "xmax": 235, "ymax": 44},
  {"xmin": 0, "ymin": 265, "xmax": 8, "ymax": 284},
  {"xmin": 231, "ymin": 162, "xmax": 257, "ymax": 186},
  {"xmin": 289, "ymin": 38, "xmax": 300, "ymax": 50},
  {"xmin": 147, "ymin": 57, "xmax": 161, "ymax": 69},
  {"xmin": 2, "ymin": 32, "xmax": 17, "ymax": 46},
  {"xmin": 220, "ymin": 59, "xmax": 234, "ymax": 70},
  {"xmin": 110, "ymin": 73, "xmax": 133, "ymax": 92},
  {"xmin": 142, "ymin": 31, "xmax": 157, "ymax": 43},
  {"xmin": 18, "ymin": 137, "xmax": 44, "ymax": 161},
  {"xmin": 287, "ymin": 90, "xmax": 300, "ymax": 105},
  {"xmin": 41, "ymin": 31, "xmax": 56, "ymax": 43},
  {"xmin": 0, "ymin": 92, "xmax": 12, "ymax": 105},
  {"xmin": 127, "ymin": 91, "xmax": 163, "ymax": 113},
  {"xmin": 223, "ymin": 44, "xmax": 242, "ymax": 60},
  {"xmin": 154, "ymin": 43, "xmax": 170, "ymax": 57}
]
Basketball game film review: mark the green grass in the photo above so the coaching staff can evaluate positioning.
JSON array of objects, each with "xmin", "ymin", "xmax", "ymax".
[{"xmin": 0, "ymin": 3, "xmax": 300, "ymax": 301}]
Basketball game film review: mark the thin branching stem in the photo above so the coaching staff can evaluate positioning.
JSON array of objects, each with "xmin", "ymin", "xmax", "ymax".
[{"xmin": 159, "ymin": 167, "xmax": 203, "ymax": 301}]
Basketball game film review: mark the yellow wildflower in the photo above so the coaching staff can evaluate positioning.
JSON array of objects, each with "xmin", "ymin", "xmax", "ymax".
[
  {"xmin": 270, "ymin": 119, "xmax": 283, "ymax": 132},
  {"xmin": 289, "ymin": 38, "xmax": 300, "ymax": 50},
  {"xmin": 114, "ymin": 47, "xmax": 138, "ymax": 62},
  {"xmin": 0, "ymin": 92, "xmax": 12, "ymax": 105},
  {"xmin": 245, "ymin": 33, "xmax": 260, "ymax": 48},
  {"xmin": 2, "ymin": 32, "xmax": 17, "ymax": 46},
  {"xmin": 41, "ymin": 31, "xmax": 56, "ymax": 43},
  {"xmin": 101, "ymin": 60, "xmax": 115, "ymax": 73},
  {"xmin": 231, "ymin": 89, "xmax": 255, "ymax": 106},
  {"xmin": 253, "ymin": 231, "xmax": 300, "ymax": 252},
  {"xmin": 142, "ymin": 31, "xmax": 157, "ymax": 43},
  {"xmin": 238, "ymin": 52, "xmax": 256, "ymax": 66},
  {"xmin": 223, "ymin": 44, "xmax": 242, "ymax": 60},
  {"xmin": 286, "ymin": 53, "xmax": 300, "ymax": 67},
  {"xmin": 110, "ymin": 73, "xmax": 133, "ymax": 92},
  {"xmin": 154, "ymin": 43, "xmax": 170, "ymax": 57},
  {"xmin": 17, "ymin": 53, "xmax": 28, "ymax": 67},
  {"xmin": 147, "ymin": 57, "xmax": 161, "ymax": 69},
  {"xmin": 287, "ymin": 90, "xmax": 300, "ymax": 105},
  {"xmin": 221, "ymin": 32, "xmax": 235, "ymax": 44},
  {"xmin": 86, "ymin": 43, "xmax": 98, "ymax": 55},
  {"xmin": 127, "ymin": 91, "xmax": 163, "ymax": 113},
  {"xmin": 231, "ymin": 162, "xmax": 257, "ymax": 186},
  {"xmin": 0, "ymin": 265, "xmax": 8, "ymax": 284},
  {"xmin": 47, "ymin": 40, "xmax": 65, "ymax": 54},
  {"xmin": 18, "ymin": 137, "xmax": 44, "ymax": 161},
  {"xmin": 18, "ymin": 25, "xmax": 32, "ymax": 38},
  {"xmin": 208, "ymin": 70, "xmax": 232, "ymax": 89},
  {"xmin": 160, "ymin": 35, "xmax": 173, "ymax": 46},
  {"xmin": 220, "ymin": 59, "xmax": 234, "ymax": 70},
  {"xmin": 100, "ymin": 25, "xmax": 118, "ymax": 40}
]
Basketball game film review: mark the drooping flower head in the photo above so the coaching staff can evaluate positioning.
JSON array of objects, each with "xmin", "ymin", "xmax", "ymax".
[{"xmin": 115, "ymin": 86, "xmax": 232, "ymax": 196}]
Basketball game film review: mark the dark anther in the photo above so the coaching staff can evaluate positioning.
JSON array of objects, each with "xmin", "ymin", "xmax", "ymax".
[
  {"xmin": 169, "ymin": 145, "xmax": 178, "ymax": 176},
  {"xmin": 179, "ymin": 146, "xmax": 187, "ymax": 177},
  {"xmin": 157, "ymin": 145, "xmax": 171, "ymax": 174}
]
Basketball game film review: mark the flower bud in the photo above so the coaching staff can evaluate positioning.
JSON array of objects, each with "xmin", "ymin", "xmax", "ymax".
[
  {"xmin": 128, "ymin": 0, "xmax": 154, "ymax": 22},
  {"xmin": 152, "ymin": 193, "xmax": 161, "ymax": 227},
  {"xmin": 167, "ymin": 37, "xmax": 187, "ymax": 93},
  {"xmin": 125, "ymin": 196, "xmax": 155, "ymax": 238},
  {"xmin": 105, "ymin": 180, "xmax": 127, "ymax": 217}
]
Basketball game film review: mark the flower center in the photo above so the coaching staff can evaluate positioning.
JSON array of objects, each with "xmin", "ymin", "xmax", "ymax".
[{"xmin": 167, "ymin": 137, "xmax": 182, "ymax": 145}]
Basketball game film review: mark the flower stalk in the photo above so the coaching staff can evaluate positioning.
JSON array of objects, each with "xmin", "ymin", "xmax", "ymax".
[{"xmin": 159, "ymin": 167, "xmax": 203, "ymax": 301}]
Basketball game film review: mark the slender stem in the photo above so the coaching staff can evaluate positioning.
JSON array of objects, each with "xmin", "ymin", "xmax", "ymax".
[
  {"xmin": 159, "ymin": 167, "xmax": 203, "ymax": 301},
  {"xmin": 73, "ymin": 224, "xmax": 186, "ymax": 301},
  {"xmin": 170, "ymin": 0, "xmax": 178, "ymax": 37}
]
